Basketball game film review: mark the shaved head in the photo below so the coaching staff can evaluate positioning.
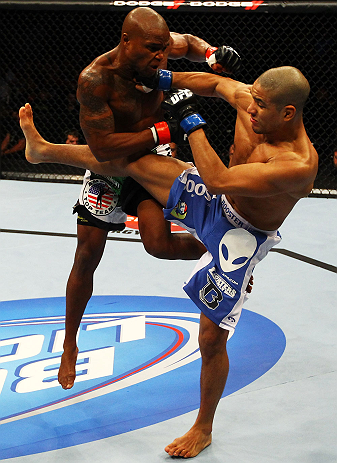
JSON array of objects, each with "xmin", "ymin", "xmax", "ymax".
[
  {"xmin": 122, "ymin": 7, "xmax": 169, "ymax": 39},
  {"xmin": 256, "ymin": 66, "xmax": 310, "ymax": 112}
]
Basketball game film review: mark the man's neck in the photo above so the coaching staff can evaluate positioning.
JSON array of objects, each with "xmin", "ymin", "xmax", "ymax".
[{"xmin": 264, "ymin": 119, "xmax": 303, "ymax": 146}]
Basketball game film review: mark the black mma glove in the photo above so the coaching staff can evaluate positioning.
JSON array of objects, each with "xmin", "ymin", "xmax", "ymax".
[
  {"xmin": 136, "ymin": 69, "xmax": 173, "ymax": 93},
  {"xmin": 161, "ymin": 89, "xmax": 206, "ymax": 136},
  {"xmin": 150, "ymin": 116, "xmax": 188, "ymax": 146},
  {"xmin": 205, "ymin": 45, "xmax": 241, "ymax": 74}
]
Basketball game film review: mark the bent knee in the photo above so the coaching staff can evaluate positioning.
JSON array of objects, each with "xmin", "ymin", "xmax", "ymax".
[{"xmin": 142, "ymin": 239, "xmax": 170, "ymax": 259}]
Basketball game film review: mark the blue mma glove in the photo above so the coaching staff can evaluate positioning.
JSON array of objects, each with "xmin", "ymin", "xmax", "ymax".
[
  {"xmin": 137, "ymin": 69, "xmax": 173, "ymax": 93},
  {"xmin": 161, "ymin": 89, "xmax": 206, "ymax": 136}
]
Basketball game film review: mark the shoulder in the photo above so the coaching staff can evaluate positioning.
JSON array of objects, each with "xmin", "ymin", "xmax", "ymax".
[
  {"xmin": 269, "ymin": 145, "xmax": 317, "ymax": 188},
  {"xmin": 79, "ymin": 54, "xmax": 110, "ymax": 85},
  {"xmin": 77, "ymin": 54, "xmax": 113, "ymax": 101},
  {"xmin": 214, "ymin": 78, "xmax": 251, "ymax": 109},
  {"xmin": 234, "ymin": 84, "xmax": 253, "ymax": 111}
]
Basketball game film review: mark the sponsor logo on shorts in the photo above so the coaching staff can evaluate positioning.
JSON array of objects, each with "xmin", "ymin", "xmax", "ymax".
[
  {"xmin": 219, "ymin": 228, "xmax": 257, "ymax": 273},
  {"xmin": 185, "ymin": 178, "xmax": 213, "ymax": 201},
  {"xmin": 171, "ymin": 200, "xmax": 188, "ymax": 219},
  {"xmin": 82, "ymin": 179, "xmax": 118, "ymax": 216},
  {"xmin": 209, "ymin": 267, "xmax": 236, "ymax": 298}
]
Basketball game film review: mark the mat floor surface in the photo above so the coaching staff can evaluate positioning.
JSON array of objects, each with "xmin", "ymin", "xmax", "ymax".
[{"xmin": 1, "ymin": 180, "xmax": 336, "ymax": 463}]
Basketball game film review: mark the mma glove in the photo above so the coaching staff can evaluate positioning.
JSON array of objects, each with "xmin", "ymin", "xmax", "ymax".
[
  {"xmin": 205, "ymin": 45, "xmax": 241, "ymax": 74},
  {"xmin": 150, "ymin": 115, "xmax": 188, "ymax": 146},
  {"xmin": 138, "ymin": 45, "xmax": 240, "ymax": 93},
  {"xmin": 137, "ymin": 69, "xmax": 173, "ymax": 93},
  {"xmin": 161, "ymin": 89, "xmax": 206, "ymax": 136}
]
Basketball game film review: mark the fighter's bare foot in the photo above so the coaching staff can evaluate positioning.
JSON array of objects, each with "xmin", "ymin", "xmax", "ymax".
[
  {"xmin": 19, "ymin": 103, "xmax": 49, "ymax": 164},
  {"xmin": 58, "ymin": 346, "xmax": 79, "ymax": 390},
  {"xmin": 165, "ymin": 427, "xmax": 212, "ymax": 458}
]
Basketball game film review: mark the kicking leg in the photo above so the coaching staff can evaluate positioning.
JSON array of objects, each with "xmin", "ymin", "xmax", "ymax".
[
  {"xmin": 19, "ymin": 103, "xmax": 122, "ymax": 175},
  {"xmin": 19, "ymin": 102, "xmax": 192, "ymax": 208},
  {"xmin": 165, "ymin": 313, "xmax": 229, "ymax": 458},
  {"xmin": 58, "ymin": 224, "xmax": 108, "ymax": 389},
  {"xmin": 138, "ymin": 199, "xmax": 206, "ymax": 260}
]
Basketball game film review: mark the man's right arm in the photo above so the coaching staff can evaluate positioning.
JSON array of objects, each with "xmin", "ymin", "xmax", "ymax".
[
  {"xmin": 77, "ymin": 68, "xmax": 155, "ymax": 162},
  {"xmin": 170, "ymin": 71, "xmax": 249, "ymax": 110}
]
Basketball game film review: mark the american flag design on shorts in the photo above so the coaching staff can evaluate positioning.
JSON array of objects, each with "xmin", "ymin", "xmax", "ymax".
[{"xmin": 81, "ymin": 178, "xmax": 119, "ymax": 217}]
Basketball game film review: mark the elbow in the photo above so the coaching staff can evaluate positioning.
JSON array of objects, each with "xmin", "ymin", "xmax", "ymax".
[
  {"xmin": 94, "ymin": 152, "xmax": 109, "ymax": 163},
  {"xmin": 207, "ymin": 186, "xmax": 219, "ymax": 196},
  {"xmin": 204, "ymin": 179, "xmax": 222, "ymax": 196},
  {"xmin": 88, "ymin": 145, "xmax": 111, "ymax": 163}
]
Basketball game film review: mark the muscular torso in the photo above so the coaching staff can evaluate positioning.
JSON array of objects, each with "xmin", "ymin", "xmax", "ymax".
[
  {"xmin": 227, "ymin": 103, "xmax": 318, "ymax": 231},
  {"xmin": 77, "ymin": 49, "xmax": 169, "ymax": 160},
  {"xmin": 103, "ymin": 60, "xmax": 164, "ymax": 133},
  {"xmin": 110, "ymin": 89, "xmax": 162, "ymax": 133}
]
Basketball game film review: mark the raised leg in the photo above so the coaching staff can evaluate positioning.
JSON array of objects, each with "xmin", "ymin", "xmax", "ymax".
[
  {"xmin": 19, "ymin": 102, "xmax": 190, "ymax": 208},
  {"xmin": 19, "ymin": 103, "xmax": 122, "ymax": 175}
]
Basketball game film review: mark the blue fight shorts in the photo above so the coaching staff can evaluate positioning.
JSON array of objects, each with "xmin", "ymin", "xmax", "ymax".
[{"xmin": 163, "ymin": 167, "xmax": 282, "ymax": 333}]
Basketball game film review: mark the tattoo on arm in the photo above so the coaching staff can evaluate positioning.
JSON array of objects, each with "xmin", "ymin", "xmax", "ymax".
[{"xmin": 78, "ymin": 70, "xmax": 115, "ymax": 135}]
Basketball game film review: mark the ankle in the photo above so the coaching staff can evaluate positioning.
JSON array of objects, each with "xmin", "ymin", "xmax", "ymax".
[{"xmin": 62, "ymin": 342, "xmax": 78, "ymax": 354}]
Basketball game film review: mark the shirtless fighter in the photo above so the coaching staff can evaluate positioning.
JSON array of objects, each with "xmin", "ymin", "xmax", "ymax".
[
  {"xmin": 45, "ymin": 7, "xmax": 240, "ymax": 392},
  {"xmin": 19, "ymin": 65, "xmax": 318, "ymax": 458}
]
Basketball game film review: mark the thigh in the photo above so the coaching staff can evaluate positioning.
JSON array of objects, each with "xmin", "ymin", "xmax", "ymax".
[
  {"xmin": 126, "ymin": 154, "xmax": 188, "ymax": 207},
  {"xmin": 137, "ymin": 198, "xmax": 171, "ymax": 244}
]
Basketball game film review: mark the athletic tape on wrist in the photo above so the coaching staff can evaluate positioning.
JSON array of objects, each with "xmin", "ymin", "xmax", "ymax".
[
  {"xmin": 205, "ymin": 47, "xmax": 218, "ymax": 67},
  {"xmin": 180, "ymin": 114, "xmax": 206, "ymax": 134},
  {"xmin": 150, "ymin": 126, "xmax": 158, "ymax": 144}
]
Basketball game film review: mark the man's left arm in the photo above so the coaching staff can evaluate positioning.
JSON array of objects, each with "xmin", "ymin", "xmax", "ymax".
[
  {"xmin": 188, "ymin": 129, "xmax": 314, "ymax": 197},
  {"xmin": 168, "ymin": 32, "xmax": 241, "ymax": 74},
  {"xmin": 136, "ymin": 34, "xmax": 241, "ymax": 93},
  {"xmin": 168, "ymin": 32, "xmax": 210, "ymax": 62}
]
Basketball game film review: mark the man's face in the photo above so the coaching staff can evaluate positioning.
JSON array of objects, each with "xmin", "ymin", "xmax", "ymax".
[
  {"xmin": 66, "ymin": 134, "xmax": 79, "ymax": 145},
  {"xmin": 247, "ymin": 82, "xmax": 284, "ymax": 135},
  {"xmin": 124, "ymin": 29, "xmax": 170, "ymax": 77}
]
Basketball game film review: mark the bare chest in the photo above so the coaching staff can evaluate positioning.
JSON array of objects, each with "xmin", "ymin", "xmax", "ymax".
[
  {"xmin": 231, "ymin": 142, "xmax": 267, "ymax": 167},
  {"xmin": 108, "ymin": 87, "xmax": 163, "ymax": 131}
]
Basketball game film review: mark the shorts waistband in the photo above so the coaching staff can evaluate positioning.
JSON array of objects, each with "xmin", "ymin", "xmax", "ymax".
[{"xmin": 221, "ymin": 195, "xmax": 278, "ymax": 236}]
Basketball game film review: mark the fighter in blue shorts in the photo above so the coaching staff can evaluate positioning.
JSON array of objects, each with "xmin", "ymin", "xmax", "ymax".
[
  {"xmin": 20, "ymin": 66, "xmax": 317, "ymax": 459},
  {"xmin": 164, "ymin": 166, "xmax": 281, "ymax": 333}
]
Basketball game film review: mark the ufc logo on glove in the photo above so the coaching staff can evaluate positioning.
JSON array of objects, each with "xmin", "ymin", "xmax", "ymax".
[{"xmin": 168, "ymin": 89, "xmax": 194, "ymax": 104}]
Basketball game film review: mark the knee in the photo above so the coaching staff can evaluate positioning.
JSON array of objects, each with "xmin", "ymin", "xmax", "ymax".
[
  {"xmin": 142, "ymin": 235, "xmax": 171, "ymax": 259},
  {"xmin": 72, "ymin": 242, "xmax": 102, "ymax": 274},
  {"xmin": 199, "ymin": 327, "xmax": 228, "ymax": 359}
]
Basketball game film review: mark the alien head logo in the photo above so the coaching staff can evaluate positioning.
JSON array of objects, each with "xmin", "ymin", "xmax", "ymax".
[{"xmin": 219, "ymin": 228, "xmax": 257, "ymax": 273}]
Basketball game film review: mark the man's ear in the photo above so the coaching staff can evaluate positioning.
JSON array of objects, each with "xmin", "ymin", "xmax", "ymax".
[
  {"xmin": 122, "ymin": 32, "xmax": 129, "ymax": 46},
  {"xmin": 284, "ymin": 105, "xmax": 296, "ymax": 121}
]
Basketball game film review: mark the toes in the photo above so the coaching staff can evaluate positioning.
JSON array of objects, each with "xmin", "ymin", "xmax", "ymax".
[
  {"xmin": 60, "ymin": 377, "xmax": 74, "ymax": 390},
  {"xmin": 165, "ymin": 444, "xmax": 177, "ymax": 457}
]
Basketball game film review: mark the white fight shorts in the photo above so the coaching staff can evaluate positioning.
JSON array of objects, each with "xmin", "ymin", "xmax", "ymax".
[{"xmin": 75, "ymin": 171, "xmax": 127, "ymax": 229}]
